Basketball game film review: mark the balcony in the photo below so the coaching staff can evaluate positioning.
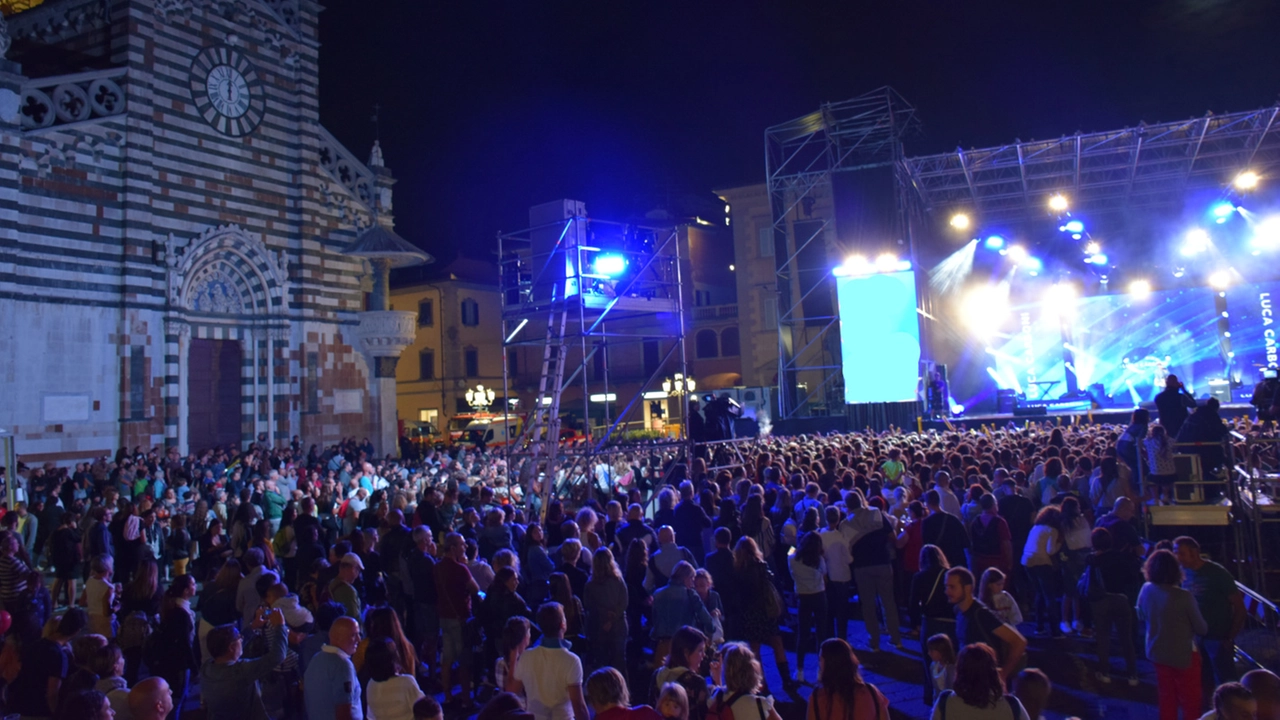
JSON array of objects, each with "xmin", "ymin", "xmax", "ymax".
[{"xmin": 692, "ymin": 304, "xmax": 738, "ymax": 322}]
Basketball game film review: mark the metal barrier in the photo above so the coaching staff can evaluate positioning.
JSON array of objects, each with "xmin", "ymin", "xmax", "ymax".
[
  {"xmin": 1231, "ymin": 433, "xmax": 1280, "ymax": 598},
  {"xmin": 1236, "ymin": 580, "xmax": 1280, "ymax": 671}
]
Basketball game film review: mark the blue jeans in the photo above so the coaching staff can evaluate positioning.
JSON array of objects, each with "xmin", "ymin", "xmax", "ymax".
[{"xmin": 1028, "ymin": 563, "xmax": 1060, "ymax": 633}]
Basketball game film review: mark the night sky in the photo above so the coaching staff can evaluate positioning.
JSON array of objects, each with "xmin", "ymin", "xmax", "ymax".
[{"xmin": 317, "ymin": 0, "xmax": 1280, "ymax": 266}]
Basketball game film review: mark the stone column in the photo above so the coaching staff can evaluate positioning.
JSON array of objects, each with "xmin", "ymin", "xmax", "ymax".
[{"xmin": 351, "ymin": 310, "xmax": 417, "ymax": 457}]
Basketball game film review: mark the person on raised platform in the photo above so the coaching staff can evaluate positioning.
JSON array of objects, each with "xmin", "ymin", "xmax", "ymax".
[{"xmin": 1156, "ymin": 375, "xmax": 1197, "ymax": 437}]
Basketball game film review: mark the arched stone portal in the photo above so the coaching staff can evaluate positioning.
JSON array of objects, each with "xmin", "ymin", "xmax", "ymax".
[{"xmin": 163, "ymin": 225, "xmax": 290, "ymax": 453}]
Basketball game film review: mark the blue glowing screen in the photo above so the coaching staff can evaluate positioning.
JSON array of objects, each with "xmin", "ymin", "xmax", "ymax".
[
  {"xmin": 977, "ymin": 281, "xmax": 1280, "ymax": 407},
  {"xmin": 836, "ymin": 270, "xmax": 921, "ymax": 403}
]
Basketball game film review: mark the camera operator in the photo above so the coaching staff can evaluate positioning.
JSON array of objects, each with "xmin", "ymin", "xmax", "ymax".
[
  {"xmin": 1155, "ymin": 374, "xmax": 1197, "ymax": 436},
  {"xmin": 1250, "ymin": 369, "xmax": 1280, "ymax": 423}
]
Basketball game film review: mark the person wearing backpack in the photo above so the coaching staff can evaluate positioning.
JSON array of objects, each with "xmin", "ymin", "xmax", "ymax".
[
  {"xmin": 930, "ymin": 643, "xmax": 1030, "ymax": 720},
  {"xmin": 706, "ymin": 643, "xmax": 782, "ymax": 720}
]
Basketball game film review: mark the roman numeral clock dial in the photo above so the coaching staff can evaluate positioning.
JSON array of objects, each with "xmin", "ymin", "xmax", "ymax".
[{"xmin": 189, "ymin": 46, "xmax": 265, "ymax": 137}]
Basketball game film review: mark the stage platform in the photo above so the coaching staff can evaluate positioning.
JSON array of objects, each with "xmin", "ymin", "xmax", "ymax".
[{"xmin": 922, "ymin": 402, "xmax": 1257, "ymax": 431}]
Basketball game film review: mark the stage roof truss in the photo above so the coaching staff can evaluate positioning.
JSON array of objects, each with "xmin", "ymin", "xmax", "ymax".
[{"xmin": 904, "ymin": 105, "xmax": 1280, "ymax": 222}]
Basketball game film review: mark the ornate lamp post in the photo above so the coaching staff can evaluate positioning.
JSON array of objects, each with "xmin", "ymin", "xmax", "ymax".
[
  {"xmin": 662, "ymin": 373, "xmax": 696, "ymax": 397},
  {"xmin": 466, "ymin": 384, "xmax": 496, "ymax": 412}
]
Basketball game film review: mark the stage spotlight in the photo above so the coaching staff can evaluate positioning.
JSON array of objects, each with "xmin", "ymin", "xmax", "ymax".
[
  {"xmin": 1063, "ymin": 220, "xmax": 1084, "ymax": 234},
  {"xmin": 1209, "ymin": 270, "xmax": 1232, "ymax": 289},
  {"xmin": 984, "ymin": 235, "xmax": 1006, "ymax": 250},
  {"xmin": 949, "ymin": 213, "xmax": 971, "ymax": 230},
  {"xmin": 592, "ymin": 253, "xmax": 627, "ymax": 277},
  {"xmin": 875, "ymin": 252, "xmax": 899, "ymax": 269},
  {"xmin": 1128, "ymin": 279, "xmax": 1152, "ymax": 298},
  {"xmin": 1252, "ymin": 216, "xmax": 1280, "ymax": 250},
  {"xmin": 1212, "ymin": 202, "xmax": 1236, "ymax": 223},
  {"xmin": 1181, "ymin": 228, "xmax": 1211, "ymax": 256},
  {"xmin": 1048, "ymin": 194, "xmax": 1069, "ymax": 212},
  {"xmin": 1043, "ymin": 283, "xmax": 1077, "ymax": 318},
  {"xmin": 1007, "ymin": 245, "xmax": 1028, "ymax": 263},
  {"xmin": 1024, "ymin": 256, "xmax": 1043, "ymax": 276},
  {"xmin": 1235, "ymin": 171, "xmax": 1260, "ymax": 190},
  {"xmin": 962, "ymin": 285, "xmax": 1009, "ymax": 337},
  {"xmin": 1084, "ymin": 241, "xmax": 1101, "ymax": 255},
  {"xmin": 1173, "ymin": 267, "xmax": 1186, "ymax": 278},
  {"xmin": 1086, "ymin": 253, "xmax": 1109, "ymax": 266}
]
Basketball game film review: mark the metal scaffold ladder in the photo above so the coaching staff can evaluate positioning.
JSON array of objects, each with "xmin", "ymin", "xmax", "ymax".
[{"xmin": 520, "ymin": 284, "xmax": 570, "ymax": 518}]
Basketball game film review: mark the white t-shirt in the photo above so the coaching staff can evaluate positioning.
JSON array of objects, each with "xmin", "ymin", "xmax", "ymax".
[
  {"xmin": 514, "ymin": 644, "xmax": 583, "ymax": 720},
  {"xmin": 367, "ymin": 674, "xmax": 424, "ymax": 720}
]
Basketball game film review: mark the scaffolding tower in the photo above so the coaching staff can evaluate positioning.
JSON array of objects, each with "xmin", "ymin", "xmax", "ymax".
[
  {"xmin": 764, "ymin": 87, "xmax": 921, "ymax": 420},
  {"xmin": 498, "ymin": 204, "xmax": 692, "ymax": 513}
]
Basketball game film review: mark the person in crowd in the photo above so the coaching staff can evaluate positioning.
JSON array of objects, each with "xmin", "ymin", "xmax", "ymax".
[
  {"xmin": 1012, "ymin": 669, "xmax": 1051, "ymax": 720},
  {"xmin": 49, "ymin": 511, "xmax": 82, "ymax": 610},
  {"xmin": 92, "ymin": 643, "xmax": 130, "ymax": 718},
  {"xmin": 978, "ymin": 568, "xmax": 1022, "ymax": 627},
  {"xmin": 8, "ymin": 607, "xmax": 87, "ymax": 718},
  {"xmin": 944, "ymin": 567, "xmax": 1027, "ymax": 683},
  {"xmin": 1240, "ymin": 669, "xmax": 1280, "ymax": 720},
  {"xmin": 1174, "ymin": 535, "xmax": 1246, "ymax": 691},
  {"xmin": 1086, "ymin": 527, "xmax": 1142, "ymax": 685},
  {"xmin": 508, "ymin": 602, "xmax": 589, "ymax": 720},
  {"xmin": 805, "ymin": 638, "xmax": 888, "ymax": 720},
  {"xmin": 201, "ymin": 608, "xmax": 288, "ymax": 720},
  {"xmin": 151, "ymin": 573, "xmax": 199, "ymax": 718},
  {"xmin": 584, "ymin": 547, "xmax": 629, "ymax": 672},
  {"xmin": 843, "ymin": 491, "xmax": 903, "ymax": 652},
  {"xmin": 922, "ymin": 490, "xmax": 969, "ymax": 570},
  {"xmin": 588, "ymin": 666, "xmax": 663, "ymax": 720},
  {"xmin": 1155, "ymin": 375, "xmax": 1196, "ymax": 438},
  {"xmin": 1145, "ymin": 424, "xmax": 1179, "ymax": 504},
  {"xmin": 1021, "ymin": 505, "xmax": 1063, "ymax": 637},
  {"xmin": 927, "ymin": 634, "xmax": 957, "ymax": 699},
  {"xmin": 707, "ymin": 642, "xmax": 783, "ymax": 720},
  {"xmin": 673, "ymin": 481, "xmax": 712, "ymax": 561},
  {"xmin": 650, "ymin": 626, "xmax": 709, "ymax": 719},
  {"xmin": 303, "ymin": 614, "xmax": 363, "ymax": 720},
  {"xmin": 820, "ymin": 506, "xmax": 853, "ymax": 642},
  {"xmin": 437, "ymin": 532, "xmax": 479, "ymax": 708},
  {"xmin": 930, "ymin": 643, "xmax": 1030, "ymax": 720},
  {"xmin": 656, "ymin": 682, "xmax": 689, "ymax": 720},
  {"xmin": 128, "ymin": 676, "xmax": 175, "ymax": 720},
  {"xmin": 56, "ymin": 689, "xmax": 114, "ymax": 720},
  {"xmin": 912, "ymin": 544, "xmax": 956, "ymax": 704},
  {"xmin": 790, "ymin": 531, "xmax": 827, "ymax": 682},
  {"xmin": 365, "ymin": 636, "xmax": 426, "ymax": 720},
  {"xmin": 1058, "ymin": 496, "xmax": 1092, "ymax": 636},
  {"xmin": 968, "ymin": 494, "xmax": 1012, "ymax": 578},
  {"xmin": 1204, "ymin": 683, "xmax": 1256, "ymax": 720},
  {"xmin": 1137, "ymin": 549, "xmax": 1208, "ymax": 720},
  {"xmin": 731, "ymin": 536, "xmax": 795, "ymax": 695}
]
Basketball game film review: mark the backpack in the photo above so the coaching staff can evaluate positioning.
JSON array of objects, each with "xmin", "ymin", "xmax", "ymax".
[
  {"xmin": 969, "ymin": 516, "xmax": 1002, "ymax": 557},
  {"xmin": 117, "ymin": 611, "xmax": 154, "ymax": 651},
  {"xmin": 708, "ymin": 690, "xmax": 765, "ymax": 720},
  {"xmin": 937, "ymin": 690, "xmax": 1027, "ymax": 720},
  {"xmin": 1077, "ymin": 560, "xmax": 1106, "ymax": 603}
]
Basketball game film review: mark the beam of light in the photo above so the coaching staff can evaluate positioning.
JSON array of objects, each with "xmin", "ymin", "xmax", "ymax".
[
  {"xmin": 928, "ymin": 238, "xmax": 978, "ymax": 296},
  {"xmin": 1043, "ymin": 283, "xmax": 1078, "ymax": 321},
  {"xmin": 1003, "ymin": 366, "xmax": 1023, "ymax": 395},
  {"xmin": 1251, "ymin": 216, "xmax": 1280, "ymax": 251},
  {"xmin": 1124, "ymin": 380, "xmax": 1141, "ymax": 407},
  {"xmin": 986, "ymin": 366, "xmax": 1009, "ymax": 390},
  {"xmin": 1209, "ymin": 270, "xmax": 1233, "ymax": 289},
  {"xmin": 1064, "ymin": 343, "xmax": 1097, "ymax": 387},
  {"xmin": 985, "ymin": 346, "xmax": 1021, "ymax": 364},
  {"xmin": 1181, "ymin": 228, "xmax": 1211, "ymax": 256},
  {"xmin": 504, "ymin": 318, "xmax": 529, "ymax": 344}
]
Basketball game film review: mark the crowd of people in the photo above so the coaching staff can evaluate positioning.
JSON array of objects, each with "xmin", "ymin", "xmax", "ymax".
[{"xmin": 0, "ymin": 408, "xmax": 1275, "ymax": 720}]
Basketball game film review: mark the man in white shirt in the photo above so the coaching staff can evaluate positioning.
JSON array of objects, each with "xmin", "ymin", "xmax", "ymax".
[
  {"xmin": 934, "ymin": 471, "xmax": 963, "ymax": 518},
  {"xmin": 819, "ymin": 506, "xmax": 852, "ymax": 640},
  {"xmin": 508, "ymin": 602, "xmax": 588, "ymax": 720}
]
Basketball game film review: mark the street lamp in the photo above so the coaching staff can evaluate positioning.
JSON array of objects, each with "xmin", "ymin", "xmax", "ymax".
[
  {"xmin": 662, "ymin": 373, "xmax": 696, "ymax": 397},
  {"xmin": 466, "ymin": 384, "xmax": 495, "ymax": 411}
]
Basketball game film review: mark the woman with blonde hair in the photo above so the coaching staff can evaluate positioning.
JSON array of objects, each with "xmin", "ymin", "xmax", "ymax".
[{"xmin": 708, "ymin": 643, "xmax": 783, "ymax": 720}]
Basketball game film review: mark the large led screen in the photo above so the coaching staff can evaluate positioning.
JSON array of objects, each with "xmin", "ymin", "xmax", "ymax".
[{"xmin": 836, "ymin": 270, "xmax": 921, "ymax": 403}]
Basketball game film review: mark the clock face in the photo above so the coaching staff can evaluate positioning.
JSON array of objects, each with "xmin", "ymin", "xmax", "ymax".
[{"xmin": 189, "ymin": 46, "xmax": 265, "ymax": 137}]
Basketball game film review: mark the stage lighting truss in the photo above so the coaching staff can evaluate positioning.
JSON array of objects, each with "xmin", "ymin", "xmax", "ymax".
[{"xmin": 904, "ymin": 105, "xmax": 1280, "ymax": 225}]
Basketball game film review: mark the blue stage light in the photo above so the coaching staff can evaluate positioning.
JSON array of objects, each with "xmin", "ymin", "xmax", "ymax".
[
  {"xmin": 984, "ymin": 235, "xmax": 1005, "ymax": 250},
  {"xmin": 1212, "ymin": 202, "xmax": 1236, "ymax": 221},
  {"xmin": 1064, "ymin": 220, "xmax": 1084, "ymax": 234},
  {"xmin": 592, "ymin": 254, "xmax": 627, "ymax": 277},
  {"xmin": 1086, "ymin": 253, "xmax": 1109, "ymax": 265}
]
